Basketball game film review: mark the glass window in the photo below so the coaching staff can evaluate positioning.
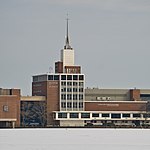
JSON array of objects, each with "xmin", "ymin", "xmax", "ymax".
[
  {"xmin": 133, "ymin": 114, "xmax": 141, "ymax": 118},
  {"xmin": 67, "ymin": 94, "xmax": 72, "ymax": 100},
  {"xmin": 79, "ymin": 75, "xmax": 84, "ymax": 80},
  {"xmin": 73, "ymin": 102, "xmax": 78, "ymax": 108},
  {"xmin": 79, "ymin": 82, "xmax": 84, "ymax": 86},
  {"xmin": 54, "ymin": 75, "xmax": 59, "ymax": 80},
  {"xmin": 73, "ymin": 88, "xmax": 78, "ymax": 92},
  {"xmin": 79, "ymin": 88, "xmax": 83, "ymax": 92},
  {"xmin": 143, "ymin": 114, "xmax": 150, "ymax": 118},
  {"xmin": 79, "ymin": 102, "xmax": 83, "ymax": 108},
  {"xmin": 73, "ymin": 82, "xmax": 78, "ymax": 86},
  {"xmin": 70, "ymin": 113, "xmax": 79, "ymax": 118},
  {"xmin": 48, "ymin": 75, "xmax": 53, "ymax": 80},
  {"xmin": 67, "ymin": 82, "xmax": 72, "ymax": 86},
  {"xmin": 67, "ymin": 88, "xmax": 72, "ymax": 92},
  {"xmin": 79, "ymin": 94, "xmax": 83, "ymax": 100},
  {"xmin": 58, "ymin": 113, "xmax": 67, "ymax": 118},
  {"xmin": 73, "ymin": 75, "xmax": 78, "ymax": 80},
  {"xmin": 73, "ymin": 94, "xmax": 78, "ymax": 100},
  {"xmin": 3, "ymin": 105, "xmax": 9, "ymax": 112},
  {"xmin": 111, "ymin": 113, "xmax": 121, "ymax": 119},
  {"xmin": 61, "ymin": 94, "xmax": 66, "ymax": 100},
  {"xmin": 67, "ymin": 75, "xmax": 72, "ymax": 80},
  {"xmin": 81, "ymin": 113, "xmax": 90, "ymax": 118},
  {"xmin": 61, "ymin": 82, "xmax": 66, "ymax": 86},
  {"xmin": 61, "ymin": 87, "xmax": 66, "ymax": 92},
  {"xmin": 122, "ymin": 114, "xmax": 130, "ymax": 118},
  {"xmin": 33, "ymin": 76, "xmax": 38, "ymax": 82},
  {"xmin": 102, "ymin": 113, "xmax": 109, "ymax": 117},
  {"xmin": 92, "ymin": 113, "xmax": 99, "ymax": 117},
  {"xmin": 61, "ymin": 102, "xmax": 66, "ymax": 108},
  {"xmin": 61, "ymin": 75, "xmax": 66, "ymax": 80},
  {"xmin": 67, "ymin": 102, "xmax": 72, "ymax": 108}
]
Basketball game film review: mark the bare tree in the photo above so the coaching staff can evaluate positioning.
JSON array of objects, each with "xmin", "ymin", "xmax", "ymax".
[{"xmin": 21, "ymin": 101, "xmax": 46, "ymax": 127}]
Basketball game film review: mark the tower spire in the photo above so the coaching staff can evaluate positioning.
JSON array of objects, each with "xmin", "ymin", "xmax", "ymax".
[{"xmin": 64, "ymin": 15, "xmax": 72, "ymax": 49}]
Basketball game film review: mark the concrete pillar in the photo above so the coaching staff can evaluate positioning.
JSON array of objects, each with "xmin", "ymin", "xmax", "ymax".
[{"xmin": 12, "ymin": 122, "xmax": 15, "ymax": 128}]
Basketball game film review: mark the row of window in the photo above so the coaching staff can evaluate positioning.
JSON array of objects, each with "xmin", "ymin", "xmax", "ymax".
[
  {"xmin": 48, "ymin": 75, "xmax": 84, "ymax": 81},
  {"xmin": 58, "ymin": 112, "xmax": 88, "ymax": 118},
  {"xmin": 61, "ymin": 102, "xmax": 83, "ymax": 108},
  {"xmin": 61, "ymin": 82, "xmax": 84, "ymax": 86},
  {"xmin": 61, "ymin": 94, "xmax": 84, "ymax": 100},
  {"xmin": 61, "ymin": 88, "xmax": 83, "ymax": 92},
  {"xmin": 57, "ymin": 113, "xmax": 150, "ymax": 119},
  {"xmin": 92, "ymin": 113, "xmax": 145, "ymax": 118}
]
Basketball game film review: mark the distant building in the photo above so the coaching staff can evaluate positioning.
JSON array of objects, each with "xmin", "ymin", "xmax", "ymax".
[
  {"xmin": 0, "ymin": 88, "xmax": 20, "ymax": 128},
  {"xmin": 1, "ymin": 20, "xmax": 150, "ymax": 128},
  {"xmin": 32, "ymin": 18, "xmax": 85, "ymax": 126}
]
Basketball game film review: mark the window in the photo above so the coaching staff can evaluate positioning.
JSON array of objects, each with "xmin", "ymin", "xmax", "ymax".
[
  {"xmin": 79, "ymin": 102, "xmax": 83, "ymax": 108},
  {"xmin": 61, "ymin": 82, "xmax": 66, "ymax": 86},
  {"xmin": 79, "ymin": 82, "xmax": 84, "ymax": 86},
  {"xmin": 73, "ymin": 88, "xmax": 78, "ymax": 92},
  {"xmin": 58, "ymin": 113, "xmax": 67, "ymax": 118},
  {"xmin": 102, "ymin": 113, "xmax": 109, "ymax": 117},
  {"xmin": 92, "ymin": 113, "xmax": 99, "ymax": 117},
  {"xmin": 67, "ymin": 102, "xmax": 72, "ymax": 108},
  {"xmin": 79, "ymin": 94, "xmax": 83, "ymax": 100},
  {"xmin": 3, "ymin": 105, "xmax": 9, "ymax": 112},
  {"xmin": 73, "ymin": 94, "xmax": 78, "ymax": 100},
  {"xmin": 73, "ymin": 75, "xmax": 78, "ymax": 80},
  {"xmin": 133, "ymin": 114, "xmax": 141, "ymax": 118},
  {"xmin": 67, "ymin": 75, "xmax": 72, "ymax": 80},
  {"xmin": 70, "ymin": 113, "xmax": 79, "ymax": 118},
  {"xmin": 48, "ymin": 75, "xmax": 53, "ymax": 80},
  {"xmin": 61, "ymin": 75, "xmax": 66, "ymax": 80},
  {"xmin": 79, "ymin": 88, "xmax": 83, "ymax": 92},
  {"xmin": 54, "ymin": 75, "xmax": 59, "ymax": 80},
  {"xmin": 73, "ymin": 82, "xmax": 78, "ymax": 86},
  {"xmin": 143, "ymin": 114, "xmax": 150, "ymax": 118},
  {"xmin": 67, "ymin": 82, "xmax": 72, "ymax": 86},
  {"xmin": 67, "ymin": 94, "xmax": 72, "ymax": 100},
  {"xmin": 122, "ymin": 114, "xmax": 130, "ymax": 118},
  {"xmin": 67, "ymin": 88, "xmax": 72, "ymax": 92},
  {"xmin": 81, "ymin": 113, "xmax": 90, "ymax": 118},
  {"xmin": 61, "ymin": 87, "xmax": 66, "ymax": 92},
  {"xmin": 79, "ymin": 75, "xmax": 84, "ymax": 80},
  {"xmin": 111, "ymin": 113, "xmax": 121, "ymax": 119},
  {"xmin": 61, "ymin": 94, "xmax": 66, "ymax": 100},
  {"xmin": 61, "ymin": 102, "xmax": 66, "ymax": 108},
  {"xmin": 33, "ymin": 76, "xmax": 38, "ymax": 82},
  {"xmin": 73, "ymin": 102, "xmax": 78, "ymax": 108}
]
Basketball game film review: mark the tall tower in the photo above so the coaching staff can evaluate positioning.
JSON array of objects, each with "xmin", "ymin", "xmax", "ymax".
[
  {"xmin": 32, "ymin": 18, "xmax": 85, "ymax": 127},
  {"xmin": 55, "ymin": 18, "xmax": 81, "ymax": 74},
  {"xmin": 61, "ymin": 18, "xmax": 74, "ymax": 71}
]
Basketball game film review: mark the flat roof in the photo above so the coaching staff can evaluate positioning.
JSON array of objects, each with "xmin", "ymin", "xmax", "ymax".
[{"xmin": 21, "ymin": 96, "xmax": 46, "ymax": 101}]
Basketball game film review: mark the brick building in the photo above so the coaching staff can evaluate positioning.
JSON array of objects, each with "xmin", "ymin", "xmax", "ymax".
[{"xmin": 0, "ymin": 88, "xmax": 20, "ymax": 128}]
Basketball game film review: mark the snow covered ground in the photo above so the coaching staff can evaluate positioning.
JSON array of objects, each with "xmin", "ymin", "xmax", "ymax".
[{"xmin": 0, "ymin": 128, "xmax": 150, "ymax": 150}]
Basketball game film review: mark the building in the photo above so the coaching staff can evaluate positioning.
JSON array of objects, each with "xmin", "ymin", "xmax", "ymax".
[
  {"xmin": 32, "ymin": 18, "xmax": 85, "ymax": 127},
  {"xmin": 0, "ymin": 88, "xmax": 20, "ymax": 128},
  {"xmin": 83, "ymin": 88, "xmax": 150, "ymax": 127},
  {"xmin": 1, "ymin": 19, "xmax": 150, "ymax": 128},
  {"xmin": 21, "ymin": 96, "xmax": 46, "ymax": 127}
]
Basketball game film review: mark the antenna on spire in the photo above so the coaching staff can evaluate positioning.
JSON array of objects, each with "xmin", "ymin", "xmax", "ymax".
[{"xmin": 64, "ymin": 13, "xmax": 72, "ymax": 49}]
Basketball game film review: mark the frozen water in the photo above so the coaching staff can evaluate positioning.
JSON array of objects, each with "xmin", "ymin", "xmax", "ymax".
[{"xmin": 0, "ymin": 128, "xmax": 150, "ymax": 150}]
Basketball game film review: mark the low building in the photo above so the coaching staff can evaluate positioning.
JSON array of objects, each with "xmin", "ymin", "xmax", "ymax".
[
  {"xmin": 0, "ymin": 88, "xmax": 20, "ymax": 128},
  {"xmin": 20, "ymin": 96, "xmax": 46, "ymax": 127}
]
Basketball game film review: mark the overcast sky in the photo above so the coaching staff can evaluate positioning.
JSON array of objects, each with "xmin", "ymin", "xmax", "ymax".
[{"xmin": 0, "ymin": 0, "xmax": 150, "ymax": 95}]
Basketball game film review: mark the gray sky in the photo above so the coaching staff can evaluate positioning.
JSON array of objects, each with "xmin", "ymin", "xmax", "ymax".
[{"xmin": 0, "ymin": 0, "xmax": 150, "ymax": 95}]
